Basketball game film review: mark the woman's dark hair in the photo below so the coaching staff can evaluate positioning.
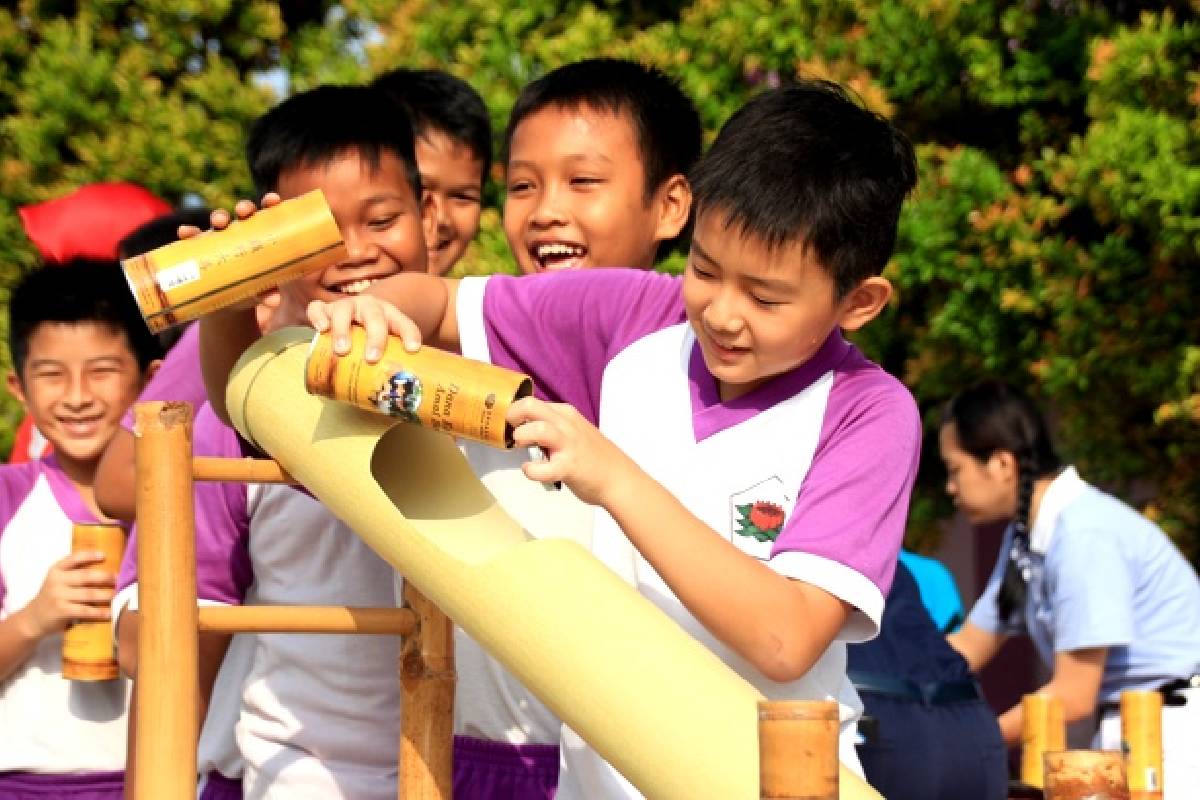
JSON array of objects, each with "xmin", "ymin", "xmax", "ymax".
[{"xmin": 942, "ymin": 380, "xmax": 1061, "ymax": 624}]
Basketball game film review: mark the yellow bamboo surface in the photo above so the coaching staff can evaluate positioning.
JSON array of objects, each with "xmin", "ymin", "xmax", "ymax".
[
  {"xmin": 227, "ymin": 327, "xmax": 880, "ymax": 800},
  {"xmin": 196, "ymin": 605, "xmax": 415, "ymax": 635}
]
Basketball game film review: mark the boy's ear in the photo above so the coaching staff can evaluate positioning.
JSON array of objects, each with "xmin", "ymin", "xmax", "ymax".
[
  {"xmin": 837, "ymin": 276, "xmax": 893, "ymax": 332},
  {"xmin": 651, "ymin": 174, "xmax": 693, "ymax": 243},
  {"xmin": 141, "ymin": 359, "xmax": 163, "ymax": 389},
  {"xmin": 6, "ymin": 370, "xmax": 27, "ymax": 409},
  {"xmin": 420, "ymin": 190, "xmax": 437, "ymax": 257}
]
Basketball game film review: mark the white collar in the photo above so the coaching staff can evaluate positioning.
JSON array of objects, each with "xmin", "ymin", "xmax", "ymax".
[{"xmin": 1029, "ymin": 466, "xmax": 1087, "ymax": 554}]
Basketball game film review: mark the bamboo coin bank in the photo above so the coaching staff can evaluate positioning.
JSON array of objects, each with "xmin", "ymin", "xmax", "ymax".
[
  {"xmin": 306, "ymin": 327, "xmax": 533, "ymax": 448},
  {"xmin": 1121, "ymin": 689, "xmax": 1163, "ymax": 800},
  {"xmin": 61, "ymin": 523, "xmax": 126, "ymax": 681},
  {"xmin": 122, "ymin": 189, "xmax": 347, "ymax": 333},
  {"xmin": 1021, "ymin": 693, "xmax": 1066, "ymax": 788}
]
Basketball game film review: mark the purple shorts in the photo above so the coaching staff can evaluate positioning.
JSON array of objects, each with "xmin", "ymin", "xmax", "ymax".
[
  {"xmin": 0, "ymin": 771, "xmax": 124, "ymax": 800},
  {"xmin": 198, "ymin": 771, "xmax": 242, "ymax": 800},
  {"xmin": 453, "ymin": 735, "xmax": 558, "ymax": 800}
]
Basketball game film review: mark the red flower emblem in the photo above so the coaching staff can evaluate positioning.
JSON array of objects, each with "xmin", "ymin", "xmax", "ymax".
[{"xmin": 749, "ymin": 501, "xmax": 785, "ymax": 531}]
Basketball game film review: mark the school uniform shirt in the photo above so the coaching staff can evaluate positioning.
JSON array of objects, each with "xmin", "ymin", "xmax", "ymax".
[
  {"xmin": 968, "ymin": 466, "xmax": 1200, "ymax": 700},
  {"xmin": 114, "ymin": 403, "xmax": 402, "ymax": 800},
  {"xmin": 119, "ymin": 322, "xmax": 207, "ymax": 431},
  {"xmin": 0, "ymin": 456, "xmax": 129, "ymax": 775},
  {"xmin": 457, "ymin": 269, "xmax": 922, "ymax": 798}
]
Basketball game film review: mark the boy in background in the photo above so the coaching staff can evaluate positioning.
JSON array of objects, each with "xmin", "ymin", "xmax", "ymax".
[
  {"xmin": 0, "ymin": 261, "xmax": 161, "ymax": 798},
  {"xmin": 114, "ymin": 84, "xmax": 433, "ymax": 800},
  {"xmin": 301, "ymin": 78, "xmax": 921, "ymax": 798},
  {"xmin": 373, "ymin": 68, "xmax": 492, "ymax": 277}
]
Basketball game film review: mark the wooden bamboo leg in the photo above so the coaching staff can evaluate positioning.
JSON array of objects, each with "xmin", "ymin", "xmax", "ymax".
[
  {"xmin": 134, "ymin": 401, "xmax": 198, "ymax": 800},
  {"xmin": 1121, "ymin": 690, "xmax": 1164, "ymax": 800},
  {"xmin": 398, "ymin": 582, "xmax": 455, "ymax": 800},
  {"xmin": 758, "ymin": 699, "xmax": 839, "ymax": 800},
  {"xmin": 1021, "ymin": 693, "xmax": 1066, "ymax": 789}
]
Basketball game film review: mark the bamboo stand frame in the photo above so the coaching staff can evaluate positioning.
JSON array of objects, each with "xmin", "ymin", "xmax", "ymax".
[
  {"xmin": 132, "ymin": 401, "xmax": 844, "ymax": 799},
  {"xmin": 132, "ymin": 402, "xmax": 452, "ymax": 800}
]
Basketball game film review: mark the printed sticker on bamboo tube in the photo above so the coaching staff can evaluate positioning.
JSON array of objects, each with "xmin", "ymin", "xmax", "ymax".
[
  {"xmin": 305, "ymin": 327, "xmax": 533, "ymax": 448},
  {"xmin": 122, "ymin": 190, "xmax": 348, "ymax": 333},
  {"xmin": 61, "ymin": 523, "xmax": 126, "ymax": 681}
]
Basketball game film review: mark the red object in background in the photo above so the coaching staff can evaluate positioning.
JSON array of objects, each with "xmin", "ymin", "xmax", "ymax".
[
  {"xmin": 8, "ymin": 182, "xmax": 173, "ymax": 463},
  {"xmin": 17, "ymin": 182, "xmax": 172, "ymax": 265}
]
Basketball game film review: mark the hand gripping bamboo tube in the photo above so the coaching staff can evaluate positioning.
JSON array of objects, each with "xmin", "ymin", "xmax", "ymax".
[
  {"xmin": 305, "ymin": 327, "xmax": 533, "ymax": 448},
  {"xmin": 122, "ymin": 189, "xmax": 347, "ymax": 333},
  {"xmin": 1121, "ymin": 690, "xmax": 1164, "ymax": 800},
  {"xmin": 1022, "ymin": 693, "xmax": 1066, "ymax": 788},
  {"xmin": 759, "ymin": 700, "xmax": 838, "ymax": 800},
  {"xmin": 1043, "ymin": 750, "xmax": 1129, "ymax": 800},
  {"xmin": 61, "ymin": 523, "xmax": 125, "ymax": 680}
]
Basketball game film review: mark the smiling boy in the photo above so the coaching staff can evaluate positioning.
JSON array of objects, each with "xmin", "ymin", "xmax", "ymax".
[
  {"xmin": 297, "ymin": 80, "xmax": 922, "ymax": 798},
  {"xmin": 0, "ymin": 261, "xmax": 161, "ymax": 798}
]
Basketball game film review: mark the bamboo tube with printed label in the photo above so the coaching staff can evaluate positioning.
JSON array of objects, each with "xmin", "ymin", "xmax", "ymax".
[
  {"xmin": 1043, "ymin": 750, "xmax": 1129, "ymax": 800},
  {"xmin": 758, "ymin": 700, "xmax": 838, "ymax": 800},
  {"xmin": 305, "ymin": 327, "xmax": 533, "ymax": 448},
  {"xmin": 122, "ymin": 189, "xmax": 347, "ymax": 333},
  {"xmin": 61, "ymin": 523, "xmax": 125, "ymax": 681},
  {"xmin": 1121, "ymin": 690, "xmax": 1163, "ymax": 800},
  {"xmin": 1022, "ymin": 693, "xmax": 1066, "ymax": 788}
]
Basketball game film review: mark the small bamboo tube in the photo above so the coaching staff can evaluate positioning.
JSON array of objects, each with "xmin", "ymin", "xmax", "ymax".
[
  {"xmin": 192, "ymin": 456, "xmax": 294, "ymax": 484},
  {"xmin": 134, "ymin": 401, "xmax": 198, "ymax": 800},
  {"xmin": 1021, "ymin": 693, "xmax": 1066, "ymax": 789},
  {"xmin": 197, "ymin": 605, "xmax": 416, "ymax": 635},
  {"xmin": 1121, "ymin": 690, "xmax": 1163, "ymax": 800},
  {"xmin": 398, "ymin": 582, "xmax": 455, "ymax": 800},
  {"xmin": 758, "ymin": 700, "xmax": 839, "ymax": 800},
  {"xmin": 1043, "ymin": 750, "xmax": 1129, "ymax": 800}
]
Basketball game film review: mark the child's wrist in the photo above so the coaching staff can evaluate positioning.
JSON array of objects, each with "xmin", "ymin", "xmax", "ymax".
[{"xmin": 11, "ymin": 607, "xmax": 47, "ymax": 641}]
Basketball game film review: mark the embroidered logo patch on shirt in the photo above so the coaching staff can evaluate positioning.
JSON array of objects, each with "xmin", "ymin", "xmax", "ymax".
[{"xmin": 729, "ymin": 476, "xmax": 790, "ymax": 561}]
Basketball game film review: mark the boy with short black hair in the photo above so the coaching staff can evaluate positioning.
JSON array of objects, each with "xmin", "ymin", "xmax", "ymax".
[
  {"xmin": 373, "ymin": 68, "xmax": 493, "ymax": 276},
  {"xmin": 300, "ymin": 78, "xmax": 921, "ymax": 798},
  {"xmin": 0, "ymin": 260, "xmax": 161, "ymax": 798},
  {"xmin": 502, "ymin": 57, "xmax": 702, "ymax": 274},
  {"xmin": 115, "ymin": 83, "xmax": 433, "ymax": 800}
]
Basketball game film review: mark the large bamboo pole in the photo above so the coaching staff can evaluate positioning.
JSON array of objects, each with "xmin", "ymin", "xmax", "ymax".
[
  {"xmin": 398, "ymin": 582, "xmax": 455, "ymax": 800},
  {"xmin": 134, "ymin": 401, "xmax": 198, "ymax": 800},
  {"xmin": 197, "ymin": 605, "xmax": 416, "ymax": 635}
]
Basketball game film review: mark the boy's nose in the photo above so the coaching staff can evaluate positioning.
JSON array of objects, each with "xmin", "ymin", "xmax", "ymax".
[
  {"xmin": 62, "ymin": 374, "xmax": 96, "ymax": 409},
  {"xmin": 529, "ymin": 189, "xmax": 568, "ymax": 228},
  {"xmin": 342, "ymin": 228, "xmax": 379, "ymax": 264},
  {"xmin": 703, "ymin": 292, "xmax": 744, "ymax": 334}
]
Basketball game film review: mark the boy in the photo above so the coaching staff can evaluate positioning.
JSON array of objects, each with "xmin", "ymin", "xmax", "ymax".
[
  {"xmin": 501, "ymin": 57, "xmax": 701, "ymax": 274},
  {"xmin": 0, "ymin": 260, "xmax": 161, "ymax": 797},
  {"xmin": 372, "ymin": 68, "xmax": 492, "ymax": 276},
  {"xmin": 298, "ymin": 79, "xmax": 922, "ymax": 798},
  {"xmin": 114, "ymin": 84, "xmax": 434, "ymax": 800}
]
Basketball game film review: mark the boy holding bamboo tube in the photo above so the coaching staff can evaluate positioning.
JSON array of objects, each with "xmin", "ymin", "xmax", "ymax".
[
  {"xmin": 111, "ymin": 84, "xmax": 434, "ymax": 800},
  {"xmin": 209, "ymin": 80, "xmax": 920, "ymax": 799},
  {"xmin": 0, "ymin": 261, "xmax": 162, "ymax": 798}
]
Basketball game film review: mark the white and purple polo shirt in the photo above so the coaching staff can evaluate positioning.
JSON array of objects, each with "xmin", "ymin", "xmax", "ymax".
[
  {"xmin": 0, "ymin": 456, "xmax": 128, "ymax": 786},
  {"xmin": 457, "ymin": 269, "xmax": 921, "ymax": 798},
  {"xmin": 114, "ymin": 403, "xmax": 404, "ymax": 800}
]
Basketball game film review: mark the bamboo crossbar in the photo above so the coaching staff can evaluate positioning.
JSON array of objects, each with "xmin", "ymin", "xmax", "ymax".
[
  {"xmin": 192, "ymin": 456, "xmax": 294, "ymax": 484},
  {"xmin": 197, "ymin": 605, "xmax": 416, "ymax": 635}
]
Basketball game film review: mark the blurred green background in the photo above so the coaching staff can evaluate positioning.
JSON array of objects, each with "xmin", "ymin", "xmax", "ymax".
[{"xmin": 1, "ymin": 1, "xmax": 1196, "ymax": 563}]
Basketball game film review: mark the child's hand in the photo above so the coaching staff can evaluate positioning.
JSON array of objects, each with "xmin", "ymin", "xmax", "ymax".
[
  {"xmin": 20, "ymin": 552, "xmax": 116, "ymax": 638},
  {"xmin": 508, "ymin": 397, "xmax": 634, "ymax": 506},
  {"xmin": 308, "ymin": 295, "xmax": 424, "ymax": 363}
]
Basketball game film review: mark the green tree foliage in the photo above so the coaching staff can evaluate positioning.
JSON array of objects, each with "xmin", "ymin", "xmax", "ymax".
[{"xmin": 2, "ymin": 2, "xmax": 1196, "ymax": 563}]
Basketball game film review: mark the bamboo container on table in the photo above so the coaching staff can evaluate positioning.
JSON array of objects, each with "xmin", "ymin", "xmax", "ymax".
[
  {"xmin": 758, "ymin": 700, "xmax": 839, "ymax": 800},
  {"xmin": 61, "ymin": 523, "xmax": 126, "ymax": 681},
  {"xmin": 1022, "ymin": 693, "xmax": 1067, "ymax": 789},
  {"xmin": 122, "ymin": 189, "xmax": 347, "ymax": 333},
  {"xmin": 1121, "ymin": 689, "xmax": 1164, "ymax": 800},
  {"xmin": 1042, "ymin": 750, "xmax": 1129, "ymax": 800}
]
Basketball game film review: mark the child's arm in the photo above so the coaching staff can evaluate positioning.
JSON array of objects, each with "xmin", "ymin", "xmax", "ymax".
[
  {"xmin": 509, "ymin": 397, "xmax": 849, "ymax": 682},
  {"xmin": 0, "ymin": 551, "xmax": 113, "ymax": 681}
]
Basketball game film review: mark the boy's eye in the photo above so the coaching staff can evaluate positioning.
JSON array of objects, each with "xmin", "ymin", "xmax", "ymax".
[
  {"xmin": 450, "ymin": 192, "xmax": 482, "ymax": 204},
  {"xmin": 690, "ymin": 262, "xmax": 714, "ymax": 280},
  {"xmin": 570, "ymin": 176, "xmax": 603, "ymax": 188},
  {"xmin": 368, "ymin": 214, "xmax": 399, "ymax": 229},
  {"xmin": 507, "ymin": 179, "xmax": 533, "ymax": 194},
  {"xmin": 751, "ymin": 295, "xmax": 785, "ymax": 308}
]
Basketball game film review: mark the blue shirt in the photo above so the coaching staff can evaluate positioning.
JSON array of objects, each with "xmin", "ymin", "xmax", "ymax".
[
  {"xmin": 968, "ymin": 467, "xmax": 1200, "ymax": 702},
  {"xmin": 899, "ymin": 549, "xmax": 965, "ymax": 633}
]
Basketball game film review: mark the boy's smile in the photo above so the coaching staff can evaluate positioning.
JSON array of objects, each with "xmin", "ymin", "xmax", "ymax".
[
  {"xmin": 276, "ymin": 151, "xmax": 432, "ymax": 305},
  {"xmin": 682, "ymin": 211, "xmax": 855, "ymax": 402},
  {"xmin": 504, "ymin": 105, "xmax": 663, "ymax": 273},
  {"xmin": 7, "ymin": 322, "xmax": 144, "ymax": 479}
]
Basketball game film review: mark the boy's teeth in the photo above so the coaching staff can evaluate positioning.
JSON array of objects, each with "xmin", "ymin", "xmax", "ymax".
[
  {"xmin": 535, "ymin": 243, "xmax": 585, "ymax": 259},
  {"xmin": 338, "ymin": 279, "xmax": 376, "ymax": 294}
]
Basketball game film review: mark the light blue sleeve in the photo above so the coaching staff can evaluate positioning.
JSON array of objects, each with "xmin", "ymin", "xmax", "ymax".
[
  {"xmin": 1046, "ymin": 527, "xmax": 1134, "ymax": 652},
  {"xmin": 966, "ymin": 529, "xmax": 1013, "ymax": 635}
]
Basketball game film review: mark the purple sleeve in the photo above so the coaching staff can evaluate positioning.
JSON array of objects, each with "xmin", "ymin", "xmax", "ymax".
[
  {"xmin": 479, "ymin": 270, "xmax": 687, "ymax": 423},
  {"xmin": 0, "ymin": 463, "xmax": 42, "ymax": 606},
  {"xmin": 121, "ymin": 323, "xmax": 207, "ymax": 430},
  {"xmin": 772, "ymin": 352, "xmax": 921, "ymax": 601},
  {"xmin": 116, "ymin": 404, "xmax": 253, "ymax": 604}
]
